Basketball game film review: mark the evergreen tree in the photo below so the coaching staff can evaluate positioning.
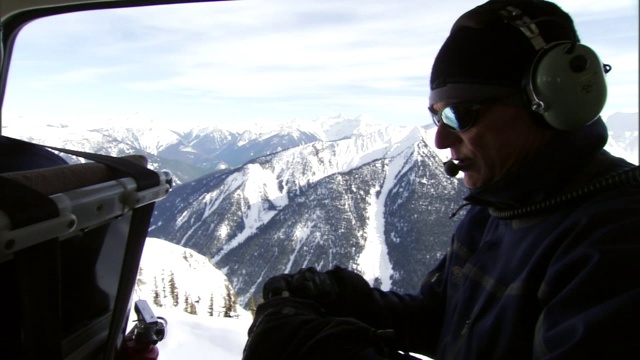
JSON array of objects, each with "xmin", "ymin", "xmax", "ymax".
[
  {"xmin": 153, "ymin": 276, "xmax": 162, "ymax": 307},
  {"xmin": 231, "ymin": 289, "xmax": 238, "ymax": 318},
  {"xmin": 223, "ymin": 283, "xmax": 233, "ymax": 318},
  {"xmin": 136, "ymin": 267, "xmax": 146, "ymax": 289},
  {"xmin": 168, "ymin": 270, "xmax": 179, "ymax": 307},
  {"xmin": 208, "ymin": 293, "xmax": 215, "ymax": 317},
  {"xmin": 184, "ymin": 294, "xmax": 191, "ymax": 313},
  {"xmin": 183, "ymin": 294, "xmax": 197, "ymax": 315},
  {"xmin": 161, "ymin": 269, "xmax": 167, "ymax": 299},
  {"xmin": 248, "ymin": 295, "xmax": 257, "ymax": 318},
  {"xmin": 222, "ymin": 283, "xmax": 239, "ymax": 318}
]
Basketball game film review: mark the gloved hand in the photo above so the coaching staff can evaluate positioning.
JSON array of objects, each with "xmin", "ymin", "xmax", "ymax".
[
  {"xmin": 243, "ymin": 296, "xmax": 395, "ymax": 360},
  {"xmin": 262, "ymin": 266, "xmax": 391, "ymax": 329},
  {"xmin": 262, "ymin": 266, "xmax": 338, "ymax": 302}
]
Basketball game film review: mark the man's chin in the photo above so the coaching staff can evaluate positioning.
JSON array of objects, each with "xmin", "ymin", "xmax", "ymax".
[{"xmin": 462, "ymin": 172, "xmax": 483, "ymax": 189}]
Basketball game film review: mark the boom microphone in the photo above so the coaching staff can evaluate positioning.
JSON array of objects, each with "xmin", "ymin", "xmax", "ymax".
[{"xmin": 443, "ymin": 160, "xmax": 460, "ymax": 177}]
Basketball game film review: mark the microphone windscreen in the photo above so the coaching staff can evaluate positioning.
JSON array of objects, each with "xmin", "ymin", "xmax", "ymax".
[{"xmin": 444, "ymin": 160, "xmax": 460, "ymax": 177}]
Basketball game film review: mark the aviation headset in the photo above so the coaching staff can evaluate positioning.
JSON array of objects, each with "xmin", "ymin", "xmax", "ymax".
[{"xmin": 492, "ymin": 3, "xmax": 610, "ymax": 131}]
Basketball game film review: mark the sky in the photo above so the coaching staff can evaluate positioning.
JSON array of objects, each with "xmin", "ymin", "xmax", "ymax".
[{"xmin": 1, "ymin": 0, "xmax": 638, "ymax": 128}]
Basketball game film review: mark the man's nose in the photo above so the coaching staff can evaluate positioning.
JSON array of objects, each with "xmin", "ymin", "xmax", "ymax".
[{"xmin": 434, "ymin": 123, "xmax": 459, "ymax": 150}]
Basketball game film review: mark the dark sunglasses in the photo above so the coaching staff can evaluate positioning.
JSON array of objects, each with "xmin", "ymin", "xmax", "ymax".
[{"xmin": 429, "ymin": 92, "xmax": 520, "ymax": 132}]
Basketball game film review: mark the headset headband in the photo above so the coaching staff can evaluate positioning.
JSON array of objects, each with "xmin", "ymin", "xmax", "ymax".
[
  {"xmin": 494, "ymin": 4, "xmax": 609, "ymax": 130},
  {"xmin": 499, "ymin": 6, "xmax": 546, "ymax": 50}
]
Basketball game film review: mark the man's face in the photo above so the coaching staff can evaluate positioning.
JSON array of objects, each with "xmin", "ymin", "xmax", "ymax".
[{"xmin": 433, "ymin": 100, "xmax": 553, "ymax": 189}]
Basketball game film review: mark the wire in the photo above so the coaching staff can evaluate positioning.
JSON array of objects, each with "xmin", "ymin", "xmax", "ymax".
[{"xmin": 489, "ymin": 166, "xmax": 640, "ymax": 219}]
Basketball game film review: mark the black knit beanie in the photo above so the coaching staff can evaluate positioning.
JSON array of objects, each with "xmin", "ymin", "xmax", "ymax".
[{"xmin": 429, "ymin": 0, "xmax": 579, "ymax": 104}]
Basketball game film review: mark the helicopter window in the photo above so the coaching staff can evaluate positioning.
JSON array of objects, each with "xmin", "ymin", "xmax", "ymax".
[{"xmin": 0, "ymin": 1, "xmax": 637, "ymax": 358}]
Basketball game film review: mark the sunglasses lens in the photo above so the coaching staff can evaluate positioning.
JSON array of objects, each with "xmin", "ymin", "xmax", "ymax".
[
  {"xmin": 440, "ymin": 107, "xmax": 461, "ymax": 131},
  {"xmin": 432, "ymin": 92, "xmax": 518, "ymax": 131},
  {"xmin": 440, "ymin": 105, "xmax": 477, "ymax": 132}
]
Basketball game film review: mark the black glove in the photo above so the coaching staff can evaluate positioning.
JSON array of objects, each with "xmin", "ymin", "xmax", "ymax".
[
  {"xmin": 263, "ymin": 266, "xmax": 338, "ymax": 302},
  {"xmin": 262, "ymin": 266, "xmax": 391, "ymax": 329},
  {"xmin": 243, "ymin": 296, "xmax": 403, "ymax": 360}
]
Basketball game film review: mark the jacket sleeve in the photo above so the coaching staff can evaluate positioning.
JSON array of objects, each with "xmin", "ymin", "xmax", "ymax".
[{"xmin": 533, "ymin": 190, "xmax": 640, "ymax": 358}]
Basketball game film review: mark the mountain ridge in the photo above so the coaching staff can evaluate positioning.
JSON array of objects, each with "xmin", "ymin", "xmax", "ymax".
[
  {"xmin": 4, "ymin": 113, "xmax": 637, "ymax": 306},
  {"xmin": 148, "ymin": 125, "xmax": 466, "ymax": 305}
]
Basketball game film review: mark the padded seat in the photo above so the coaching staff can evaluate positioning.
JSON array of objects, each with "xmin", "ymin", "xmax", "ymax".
[
  {"xmin": 2, "ymin": 154, "xmax": 148, "ymax": 195},
  {"xmin": 0, "ymin": 152, "xmax": 171, "ymax": 359}
]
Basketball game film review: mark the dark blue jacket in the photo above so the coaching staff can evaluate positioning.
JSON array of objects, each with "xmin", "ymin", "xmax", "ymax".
[{"xmin": 372, "ymin": 118, "xmax": 640, "ymax": 359}]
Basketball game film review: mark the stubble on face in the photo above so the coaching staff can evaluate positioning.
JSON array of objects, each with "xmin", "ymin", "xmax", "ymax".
[{"xmin": 437, "ymin": 106, "xmax": 554, "ymax": 189}]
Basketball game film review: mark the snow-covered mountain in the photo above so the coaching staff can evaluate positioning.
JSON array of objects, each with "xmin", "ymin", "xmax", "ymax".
[
  {"xmin": 4, "ymin": 114, "xmax": 468, "ymax": 305},
  {"xmin": 129, "ymin": 237, "xmax": 253, "ymax": 360},
  {"xmin": 4, "ymin": 112, "xmax": 636, "ymax": 185},
  {"xmin": 2, "ymin": 114, "xmax": 404, "ymax": 184},
  {"xmin": 130, "ymin": 240, "xmax": 432, "ymax": 360},
  {"xmin": 4, "ymin": 112, "xmax": 637, "ymax": 308},
  {"xmin": 149, "ymin": 123, "xmax": 467, "ymax": 306},
  {"xmin": 603, "ymin": 112, "xmax": 639, "ymax": 164},
  {"xmin": 133, "ymin": 237, "xmax": 249, "ymax": 319}
]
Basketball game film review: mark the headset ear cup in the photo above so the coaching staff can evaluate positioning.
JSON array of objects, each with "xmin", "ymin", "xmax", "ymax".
[{"xmin": 528, "ymin": 42, "xmax": 608, "ymax": 130}]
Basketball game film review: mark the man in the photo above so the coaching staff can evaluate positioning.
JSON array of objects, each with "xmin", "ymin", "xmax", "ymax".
[{"xmin": 242, "ymin": 0, "xmax": 640, "ymax": 359}]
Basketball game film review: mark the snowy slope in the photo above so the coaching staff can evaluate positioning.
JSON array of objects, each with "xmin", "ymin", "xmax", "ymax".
[
  {"xmin": 132, "ymin": 237, "xmax": 250, "ymax": 318},
  {"xmin": 127, "ymin": 238, "xmax": 437, "ymax": 360},
  {"xmin": 126, "ymin": 237, "xmax": 252, "ymax": 359}
]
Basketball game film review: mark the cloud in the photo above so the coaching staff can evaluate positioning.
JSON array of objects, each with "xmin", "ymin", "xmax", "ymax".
[
  {"xmin": 3, "ymin": 0, "xmax": 638, "ymax": 126},
  {"xmin": 111, "ymin": 1, "xmax": 452, "ymax": 102}
]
